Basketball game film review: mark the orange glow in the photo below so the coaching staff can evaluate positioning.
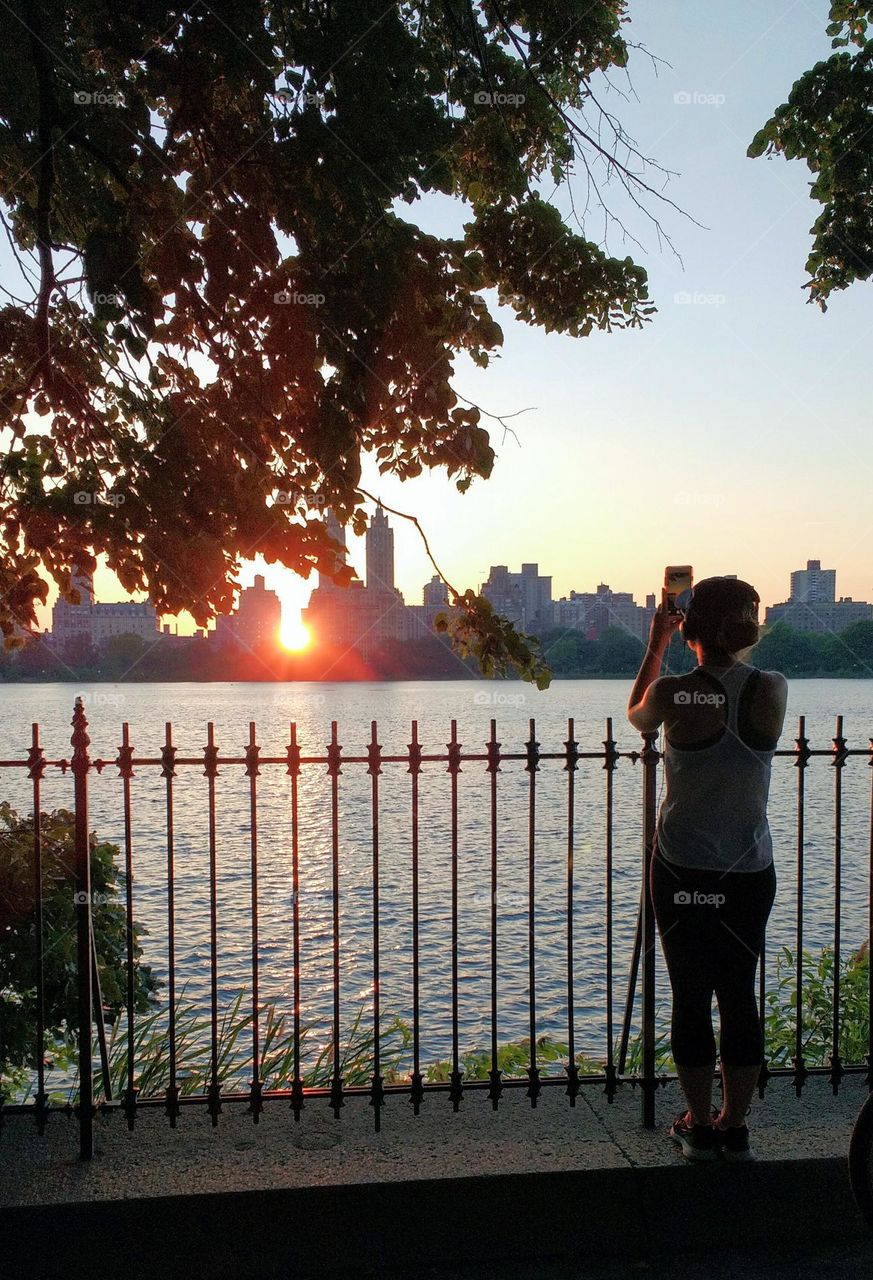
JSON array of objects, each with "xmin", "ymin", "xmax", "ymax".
[{"xmin": 280, "ymin": 617, "xmax": 312, "ymax": 651}]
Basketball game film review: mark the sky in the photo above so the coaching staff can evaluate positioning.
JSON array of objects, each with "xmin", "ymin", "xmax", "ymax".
[{"xmin": 21, "ymin": 1, "xmax": 873, "ymax": 632}]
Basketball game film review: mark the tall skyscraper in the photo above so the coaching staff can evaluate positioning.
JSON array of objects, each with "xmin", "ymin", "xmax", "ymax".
[
  {"xmin": 233, "ymin": 574, "xmax": 282, "ymax": 649},
  {"xmin": 366, "ymin": 503, "xmax": 395, "ymax": 592},
  {"xmin": 766, "ymin": 560, "xmax": 870, "ymax": 633},
  {"xmin": 50, "ymin": 569, "xmax": 95, "ymax": 648},
  {"xmin": 481, "ymin": 563, "xmax": 553, "ymax": 632},
  {"xmin": 423, "ymin": 575, "xmax": 449, "ymax": 610},
  {"xmin": 318, "ymin": 509, "xmax": 348, "ymax": 589},
  {"xmin": 304, "ymin": 503, "xmax": 408, "ymax": 654},
  {"xmin": 790, "ymin": 559, "xmax": 836, "ymax": 604}
]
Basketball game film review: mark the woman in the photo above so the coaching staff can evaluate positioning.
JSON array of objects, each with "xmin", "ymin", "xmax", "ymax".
[{"xmin": 627, "ymin": 576, "xmax": 788, "ymax": 1162}]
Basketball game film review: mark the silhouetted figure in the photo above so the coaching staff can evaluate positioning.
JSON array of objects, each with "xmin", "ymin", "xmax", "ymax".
[{"xmin": 627, "ymin": 577, "xmax": 788, "ymax": 1161}]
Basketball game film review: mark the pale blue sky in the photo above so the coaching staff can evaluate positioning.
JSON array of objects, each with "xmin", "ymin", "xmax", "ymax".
[{"xmin": 354, "ymin": 0, "xmax": 873, "ymax": 622}]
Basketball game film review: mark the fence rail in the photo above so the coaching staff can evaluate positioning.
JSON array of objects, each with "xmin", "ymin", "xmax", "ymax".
[{"xmin": 1, "ymin": 699, "xmax": 872, "ymax": 1159}]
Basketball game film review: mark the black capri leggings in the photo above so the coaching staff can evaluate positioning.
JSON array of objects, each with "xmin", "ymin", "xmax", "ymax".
[{"xmin": 650, "ymin": 845, "xmax": 777, "ymax": 1069}]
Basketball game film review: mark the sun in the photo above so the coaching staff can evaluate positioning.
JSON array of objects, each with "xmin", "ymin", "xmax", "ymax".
[{"xmin": 280, "ymin": 617, "xmax": 312, "ymax": 652}]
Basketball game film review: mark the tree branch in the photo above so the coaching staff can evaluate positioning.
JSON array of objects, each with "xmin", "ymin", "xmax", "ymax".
[
  {"xmin": 22, "ymin": 0, "xmax": 58, "ymax": 390},
  {"xmin": 487, "ymin": 0, "xmax": 698, "ymax": 252},
  {"xmin": 356, "ymin": 487, "xmax": 461, "ymax": 599}
]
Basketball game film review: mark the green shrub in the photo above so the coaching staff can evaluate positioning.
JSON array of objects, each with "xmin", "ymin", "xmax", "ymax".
[
  {"xmin": 763, "ymin": 942, "xmax": 869, "ymax": 1067},
  {"xmin": 0, "ymin": 804, "xmax": 159, "ymax": 1100},
  {"xmin": 620, "ymin": 941, "xmax": 870, "ymax": 1074}
]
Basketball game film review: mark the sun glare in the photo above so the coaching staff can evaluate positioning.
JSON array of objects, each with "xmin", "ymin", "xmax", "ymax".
[{"xmin": 280, "ymin": 618, "xmax": 312, "ymax": 652}]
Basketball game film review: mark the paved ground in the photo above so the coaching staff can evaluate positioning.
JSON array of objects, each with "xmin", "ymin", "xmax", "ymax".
[
  {"xmin": 1, "ymin": 1073, "xmax": 869, "ymax": 1204},
  {"xmin": 3, "ymin": 1075, "xmax": 870, "ymax": 1280}
]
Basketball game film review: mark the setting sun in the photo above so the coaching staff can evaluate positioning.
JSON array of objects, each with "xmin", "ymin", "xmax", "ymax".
[{"xmin": 280, "ymin": 617, "xmax": 312, "ymax": 652}]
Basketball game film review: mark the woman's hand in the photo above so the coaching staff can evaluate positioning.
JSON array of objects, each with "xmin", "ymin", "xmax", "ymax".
[
  {"xmin": 649, "ymin": 602, "xmax": 684, "ymax": 649},
  {"xmin": 627, "ymin": 603, "xmax": 683, "ymax": 730}
]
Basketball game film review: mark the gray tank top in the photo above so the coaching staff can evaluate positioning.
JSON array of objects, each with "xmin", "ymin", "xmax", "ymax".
[{"xmin": 656, "ymin": 662, "xmax": 776, "ymax": 873}]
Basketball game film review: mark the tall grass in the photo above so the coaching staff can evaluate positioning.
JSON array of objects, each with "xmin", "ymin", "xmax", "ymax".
[{"xmin": 14, "ymin": 942, "xmax": 868, "ymax": 1104}]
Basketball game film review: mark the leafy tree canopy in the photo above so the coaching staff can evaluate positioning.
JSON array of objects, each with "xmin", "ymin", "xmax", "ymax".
[
  {"xmin": 0, "ymin": 1, "xmax": 667, "ymax": 686},
  {"xmin": 749, "ymin": 2, "xmax": 873, "ymax": 306}
]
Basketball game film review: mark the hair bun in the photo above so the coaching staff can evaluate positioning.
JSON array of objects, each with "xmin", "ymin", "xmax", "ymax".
[{"xmin": 717, "ymin": 616, "xmax": 759, "ymax": 652}]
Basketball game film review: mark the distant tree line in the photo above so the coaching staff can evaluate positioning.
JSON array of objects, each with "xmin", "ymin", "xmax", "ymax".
[
  {"xmin": 752, "ymin": 621, "xmax": 873, "ymax": 677},
  {"xmin": 538, "ymin": 620, "xmax": 873, "ymax": 679},
  {"xmin": 0, "ymin": 631, "xmax": 480, "ymax": 683},
  {"xmin": 4, "ymin": 621, "xmax": 872, "ymax": 683}
]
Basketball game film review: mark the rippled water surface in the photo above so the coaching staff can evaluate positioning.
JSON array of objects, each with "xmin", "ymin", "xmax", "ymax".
[{"xmin": 3, "ymin": 678, "xmax": 871, "ymax": 1085}]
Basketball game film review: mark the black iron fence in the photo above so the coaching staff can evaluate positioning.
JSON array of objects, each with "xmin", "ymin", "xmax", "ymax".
[{"xmin": 1, "ymin": 699, "xmax": 872, "ymax": 1160}]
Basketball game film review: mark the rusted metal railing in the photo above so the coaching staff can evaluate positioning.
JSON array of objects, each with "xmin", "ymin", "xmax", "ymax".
[{"xmin": 1, "ymin": 699, "xmax": 870, "ymax": 1159}]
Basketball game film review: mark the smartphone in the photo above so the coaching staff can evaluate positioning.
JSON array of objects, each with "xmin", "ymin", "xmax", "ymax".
[{"xmin": 663, "ymin": 565, "xmax": 693, "ymax": 614}]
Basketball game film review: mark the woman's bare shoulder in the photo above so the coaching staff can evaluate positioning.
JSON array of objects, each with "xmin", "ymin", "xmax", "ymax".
[{"xmin": 756, "ymin": 669, "xmax": 788, "ymax": 694}]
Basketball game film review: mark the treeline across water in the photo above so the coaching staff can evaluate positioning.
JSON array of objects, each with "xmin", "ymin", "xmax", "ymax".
[
  {"xmin": 2, "ymin": 621, "xmax": 872, "ymax": 683},
  {"xmin": 0, "ymin": 632, "xmax": 480, "ymax": 683},
  {"xmin": 538, "ymin": 619, "xmax": 873, "ymax": 678}
]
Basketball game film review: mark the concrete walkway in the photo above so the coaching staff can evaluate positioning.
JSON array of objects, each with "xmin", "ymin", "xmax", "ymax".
[
  {"xmin": 2, "ymin": 1073, "xmax": 869, "ymax": 1200},
  {"xmin": 1, "ymin": 1075, "xmax": 870, "ymax": 1278}
]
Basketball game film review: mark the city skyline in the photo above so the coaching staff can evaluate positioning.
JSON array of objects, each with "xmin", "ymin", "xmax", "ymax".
[
  {"xmin": 41, "ymin": 515, "xmax": 871, "ymax": 656},
  {"xmin": 34, "ymin": 538, "xmax": 873, "ymax": 644}
]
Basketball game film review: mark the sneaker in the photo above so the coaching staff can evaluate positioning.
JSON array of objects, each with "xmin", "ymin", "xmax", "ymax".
[
  {"xmin": 714, "ymin": 1121, "xmax": 754, "ymax": 1162},
  {"xmin": 668, "ymin": 1110, "xmax": 719, "ymax": 1162}
]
